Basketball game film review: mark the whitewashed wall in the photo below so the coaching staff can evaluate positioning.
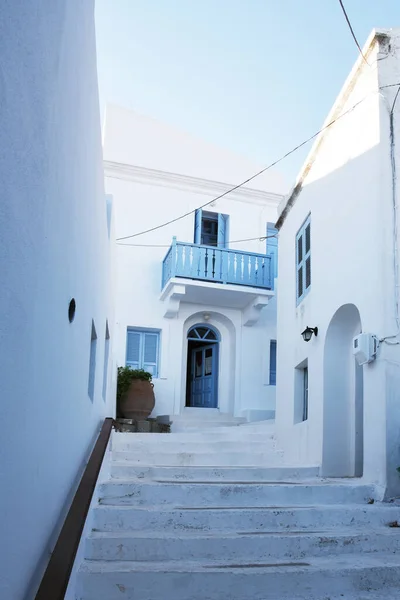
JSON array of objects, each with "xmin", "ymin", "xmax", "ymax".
[
  {"xmin": 0, "ymin": 2, "xmax": 114, "ymax": 598},
  {"xmin": 275, "ymin": 29, "xmax": 400, "ymax": 497},
  {"xmin": 104, "ymin": 105, "xmax": 285, "ymax": 418}
]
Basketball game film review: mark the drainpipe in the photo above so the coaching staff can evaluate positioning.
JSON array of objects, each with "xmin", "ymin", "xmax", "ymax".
[{"xmin": 381, "ymin": 85, "xmax": 400, "ymax": 345}]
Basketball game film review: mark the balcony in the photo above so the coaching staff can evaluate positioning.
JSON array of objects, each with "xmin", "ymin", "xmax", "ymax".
[
  {"xmin": 162, "ymin": 239, "xmax": 273, "ymax": 290},
  {"xmin": 160, "ymin": 239, "xmax": 275, "ymax": 325}
]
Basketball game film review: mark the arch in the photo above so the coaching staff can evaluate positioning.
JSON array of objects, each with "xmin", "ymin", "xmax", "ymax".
[
  {"xmin": 322, "ymin": 303, "xmax": 363, "ymax": 477},
  {"xmin": 187, "ymin": 324, "xmax": 220, "ymax": 343},
  {"xmin": 185, "ymin": 323, "xmax": 220, "ymax": 408},
  {"xmin": 178, "ymin": 311, "xmax": 237, "ymax": 415}
]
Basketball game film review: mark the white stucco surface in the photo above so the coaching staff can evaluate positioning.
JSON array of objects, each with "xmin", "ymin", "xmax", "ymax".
[
  {"xmin": 0, "ymin": 2, "xmax": 114, "ymax": 598},
  {"xmin": 104, "ymin": 105, "xmax": 284, "ymax": 420},
  {"xmin": 276, "ymin": 29, "xmax": 400, "ymax": 496}
]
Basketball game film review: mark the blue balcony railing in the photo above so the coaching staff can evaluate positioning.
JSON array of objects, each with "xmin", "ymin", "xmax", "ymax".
[{"xmin": 162, "ymin": 238, "xmax": 273, "ymax": 290}]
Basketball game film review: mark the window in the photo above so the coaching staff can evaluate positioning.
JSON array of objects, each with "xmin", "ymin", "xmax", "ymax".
[
  {"xmin": 296, "ymin": 216, "xmax": 311, "ymax": 303},
  {"xmin": 303, "ymin": 367, "xmax": 309, "ymax": 421},
  {"xmin": 294, "ymin": 359, "xmax": 308, "ymax": 423},
  {"xmin": 266, "ymin": 223, "xmax": 278, "ymax": 278},
  {"xmin": 102, "ymin": 321, "xmax": 110, "ymax": 401},
  {"xmin": 194, "ymin": 209, "xmax": 228, "ymax": 248},
  {"xmin": 126, "ymin": 328, "xmax": 160, "ymax": 377},
  {"xmin": 269, "ymin": 340, "xmax": 277, "ymax": 385},
  {"xmin": 88, "ymin": 320, "xmax": 97, "ymax": 401}
]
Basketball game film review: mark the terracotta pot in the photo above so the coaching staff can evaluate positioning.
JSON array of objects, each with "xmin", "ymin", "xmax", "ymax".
[{"xmin": 119, "ymin": 379, "xmax": 155, "ymax": 420}]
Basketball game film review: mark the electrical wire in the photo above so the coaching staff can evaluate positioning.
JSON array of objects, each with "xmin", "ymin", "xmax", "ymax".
[
  {"xmin": 115, "ymin": 96, "xmax": 370, "ymax": 242},
  {"xmin": 114, "ymin": 82, "xmax": 400, "ymax": 242},
  {"xmin": 337, "ymin": 0, "xmax": 368, "ymax": 64},
  {"xmin": 117, "ymin": 234, "xmax": 278, "ymax": 248}
]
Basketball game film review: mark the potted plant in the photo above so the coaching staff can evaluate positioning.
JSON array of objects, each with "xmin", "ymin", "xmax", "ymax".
[{"xmin": 117, "ymin": 367, "xmax": 155, "ymax": 420}]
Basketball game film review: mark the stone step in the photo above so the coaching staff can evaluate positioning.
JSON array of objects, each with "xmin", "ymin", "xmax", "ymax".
[
  {"xmin": 92, "ymin": 503, "xmax": 400, "ymax": 533},
  {"xmin": 112, "ymin": 431, "xmax": 276, "ymax": 444},
  {"xmin": 171, "ymin": 421, "xmax": 246, "ymax": 432},
  {"xmin": 85, "ymin": 528, "xmax": 400, "ymax": 562},
  {"xmin": 159, "ymin": 409, "xmax": 243, "ymax": 421},
  {"xmin": 110, "ymin": 464, "xmax": 320, "ymax": 481},
  {"xmin": 77, "ymin": 553, "xmax": 400, "ymax": 600},
  {"xmin": 112, "ymin": 440, "xmax": 279, "ymax": 453},
  {"xmin": 112, "ymin": 450, "xmax": 285, "ymax": 466},
  {"xmin": 98, "ymin": 481, "xmax": 376, "ymax": 507}
]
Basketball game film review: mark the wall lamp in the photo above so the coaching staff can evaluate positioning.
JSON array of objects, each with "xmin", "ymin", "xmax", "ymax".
[{"xmin": 301, "ymin": 326, "xmax": 318, "ymax": 342}]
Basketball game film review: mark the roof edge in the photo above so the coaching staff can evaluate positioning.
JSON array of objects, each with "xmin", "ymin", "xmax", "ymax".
[{"xmin": 276, "ymin": 28, "xmax": 390, "ymax": 230}]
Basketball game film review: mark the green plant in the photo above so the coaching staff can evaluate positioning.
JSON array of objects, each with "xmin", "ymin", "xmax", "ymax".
[{"xmin": 116, "ymin": 366, "xmax": 152, "ymax": 403}]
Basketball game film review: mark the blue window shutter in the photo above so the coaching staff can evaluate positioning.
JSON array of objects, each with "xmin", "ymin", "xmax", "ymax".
[
  {"xmin": 126, "ymin": 330, "xmax": 140, "ymax": 368},
  {"xmin": 267, "ymin": 223, "xmax": 278, "ymax": 277},
  {"xmin": 296, "ymin": 216, "xmax": 311, "ymax": 303},
  {"xmin": 194, "ymin": 209, "xmax": 202, "ymax": 244},
  {"xmin": 217, "ymin": 214, "xmax": 228, "ymax": 248},
  {"xmin": 269, "ymin": 340, "xmax": 277, "ymax": 385},
  {"xmin": 143, "ymin": 332, "xmax": 159, "ymax": 377}
]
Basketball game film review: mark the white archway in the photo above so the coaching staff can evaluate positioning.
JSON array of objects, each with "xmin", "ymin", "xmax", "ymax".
[{"xmin": 322, "ymin": 304, "xmax": 363, "ymax": 477}]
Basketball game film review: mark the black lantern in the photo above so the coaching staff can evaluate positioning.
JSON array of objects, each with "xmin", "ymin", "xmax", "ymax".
[{"xmin": 301, "ymin": 326, "xmax": 318, "ymax": 342}]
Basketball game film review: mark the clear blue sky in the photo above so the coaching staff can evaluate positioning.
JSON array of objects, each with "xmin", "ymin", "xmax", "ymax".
[{"xmin": 95, "ymin": 0, "xmax": 400, "ymax": 183}]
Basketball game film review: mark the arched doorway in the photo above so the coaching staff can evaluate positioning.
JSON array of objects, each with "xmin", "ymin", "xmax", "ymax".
[
  {"xmin": 186, "ymin": 324, "xmax": 220, "ymax": 408},
  {"xmin": 322, "ymin": 304, "xmax": 363, "ymax": 477}
]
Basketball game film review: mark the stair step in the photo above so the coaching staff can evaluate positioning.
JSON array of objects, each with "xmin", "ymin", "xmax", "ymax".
[
  {"xmin": 98, "ymin": 481, "xmax": 376, "ymax": 507},
  {"xmin": 85, "ymin": 528, "xmax": 400, "ymax": 561},
  {"xmin": 112, "ymin": 440, "xmax": 278, "ymax": 453},
  {"xmin": 77, "ymin": 553, "xmax": 400, "ymax": 600},
  {"xmin": 112, "ymin": 431, "xmax": 275, "ymax": 443},
  {"xmin": 92, "ymin": 503, "xmax": 400, "ymax": 532},
  {"xmin": 112, "ymin": 450, "xmax": 285, "ymax": 466},
  {"xmin": 110, "ymin": 464, "xmax": 320, "ymax": 481}
]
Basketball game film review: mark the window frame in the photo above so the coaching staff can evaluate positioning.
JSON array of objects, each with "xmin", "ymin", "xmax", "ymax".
[
  {"xmin": 88, "ymin": 320, "xmax": 97, "ymax": 401},
  {"xmin": 126, "ymin": 327, "xmax": 160, "ymax": 378},
  {"xmin": 295, "ymin": 215, "xmax": 311, "ymax": 304},
  {"xmin": 194, "ymin": 209, "xmax": 229, "ymax": 248},
  {"xmin": 269, "ymin": 339, "xmax": 277, "ymax": 386},
  {"xmin": 302, "ymin": 366, "xmax": 309, "ymax": 421}
]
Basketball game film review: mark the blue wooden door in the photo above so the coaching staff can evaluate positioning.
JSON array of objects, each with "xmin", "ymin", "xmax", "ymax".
[{"xmin": 190, "ymin": 344, "xmax": 217, "ymax": 407}]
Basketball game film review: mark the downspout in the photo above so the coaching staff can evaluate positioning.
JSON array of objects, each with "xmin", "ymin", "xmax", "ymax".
[{"xmin": 381, "ymin": 86, "xmax": 400, "ymax": 344}]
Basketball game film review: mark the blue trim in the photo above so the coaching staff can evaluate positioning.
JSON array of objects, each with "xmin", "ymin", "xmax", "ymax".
[{"xmin": 296, "ymin": 214, "xmax": 311, "ymax": 305}]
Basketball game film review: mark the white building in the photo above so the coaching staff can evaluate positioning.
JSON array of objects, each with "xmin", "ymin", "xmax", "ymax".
[
  {"xmin": 275, "ymin": 28, "xmax": 400, "ymax": 497},
  {"xmin": 0, "ymin": 2, "xmax": 115, "ymax": 598},
  {"xmin": 104, "ymin": 105, "xmax": 287, "ymax": 426}
]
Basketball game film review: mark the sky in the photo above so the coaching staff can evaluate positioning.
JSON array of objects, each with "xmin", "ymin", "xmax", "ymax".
[{"xmin": 95, "ymin": 1, "xmax": 400, "ymax": 185}]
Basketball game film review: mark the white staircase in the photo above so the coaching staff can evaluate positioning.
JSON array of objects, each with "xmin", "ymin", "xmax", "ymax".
[
  {"xmin": 160, "ymin": 407, "xmax": 247, "ymax": 432},
  {"xmin": 76, "ymin": 426, "xmax": 400, "ymax": 599}
]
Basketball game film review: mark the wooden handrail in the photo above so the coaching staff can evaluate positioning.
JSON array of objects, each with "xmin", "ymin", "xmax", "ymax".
[
  {"xmin": 171, "ymin": 239, "xmax": 271, "ymax": 259},
  {"xmin": 35, "ymin": 417, "xmax": 114, "ymax": 600}
]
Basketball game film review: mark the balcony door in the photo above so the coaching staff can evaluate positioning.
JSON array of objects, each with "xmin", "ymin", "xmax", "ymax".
[{"xmin": 186, "ymin": 325, "xmax": 219, "ymax": 408}]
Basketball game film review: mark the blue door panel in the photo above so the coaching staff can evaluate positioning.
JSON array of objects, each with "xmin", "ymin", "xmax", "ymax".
[{"xmin": 190, "ymin": 344, "xmax": 217, "ymax": 408}]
